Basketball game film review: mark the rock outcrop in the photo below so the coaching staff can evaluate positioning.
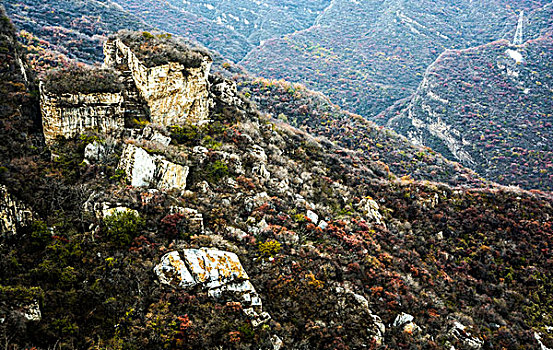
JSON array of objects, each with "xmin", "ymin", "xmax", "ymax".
[
  {"xmin": 39, "ymin": 86, "xmax": 125, "ymax": 145},
  {"xmin": 104, "ymin": 38, "xmax": 212, "ymax": 125},
  {"xmin": 393, "ymin": 312, "xmax": 421, "ymax": 334},
  {"xmin": 155, "ymin": 248, "xmax": 271, "ymax": 327},
  {"xmin": 0, "ymin": 185, "xmax": 35, "ymax": 236},
  {"xmin": 118, "ymin": 143, "xmax": 189, "ymax": 190},
  {"xmin": 357, "ymin": 196, "xmax": 385, "ymax": 227}
]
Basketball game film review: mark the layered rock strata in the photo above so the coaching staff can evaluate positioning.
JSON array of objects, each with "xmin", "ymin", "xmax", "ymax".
[{"xmin": 39, "ymin": 85, "xmax": 125, "ymax": 145}]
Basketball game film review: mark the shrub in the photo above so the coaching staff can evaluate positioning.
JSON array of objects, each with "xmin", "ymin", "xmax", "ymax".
[
  {"xmin": 103, "ymin": 211, "xmax": 145, "ymax": 246},
  {"xmin": 28, "ymin": 220, "xmax": 51, "ymax": 249},
  {"xmin": 0, "ymin": 285, "xmax": 44, "ymax": 304},
  {"xmin": 160, "ymin": 213, "xmax": 189, "ymax": 239},
  {"xmin": 204, "ymin": 160, "xmax": 229, "ymax": 184},
  {"xmin": 42, "ymin": 65, "xmax": 123, "ymax": 95},
  {"xmin": 170, "ymin": 124, "xmax": 202, "ymax": 145},
  {"xmin": 258, "ymin": 240, "xmax": 281, "ymax": 258},
  {"xmin": 115, "ymin": 30, "xmax": 210, "ymax": 68}
]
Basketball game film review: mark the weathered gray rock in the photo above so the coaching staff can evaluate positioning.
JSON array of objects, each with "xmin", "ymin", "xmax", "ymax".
[
  {"xmin": 118, "ymin": 143, "xmax": 188, "ymax": 191},
  {"xmin": 306, "ymin": 210, "xmax": 319, "ymax": 225},
  {"xmin": 39, "ymin": 84, "xmax": 125, "ymax": 145},
  {"xmin": 335, "ymin": 286, "xmax": 385, "ymax": 346},
  {"xmin": 20, "ymin": 302, "xmax": 41, "ymax": 322},
  {"xmin": 154, "ymin": 248, "xmax": 271, "ymax": 327},
  {"xmin": 139, "ymin": 126, "xmax": 172, "ymax": 147},
  {"xmin": 357, "ymin": 197, "xmax": 385, "ymax": 226},
  {"xmin": 0, "ymin": 185, "xmax": 35, "ymax": 236},
  {"xmin": 535, "ymin": 332, "xmax": 552, "ymax": 350},
  {"xmin": 170, "ymin": 207, "xmax": 205, "ymax": 234},
  {"xmin": 104, "ymin": 39, "xmax": 212, "ymax": 125},
  {"xmin": 448, "ymin": 321, "xmax": 484, "ymax": 349},
  {"xmin": 211, "ymin": 79, "xmax": 244, "ymax": 108},
  {"xmin": 393, "ymin": 312, "xmax": 421, "ymax": 334},
  {"xmin": 84, "ymin": 141, "xmax": 108, "ymax": 164}
]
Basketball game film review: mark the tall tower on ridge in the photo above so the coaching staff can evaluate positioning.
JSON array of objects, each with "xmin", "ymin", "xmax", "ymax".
[{"xmin": 513, "ymin": 11, "xmax": 524, "ymax": 46}]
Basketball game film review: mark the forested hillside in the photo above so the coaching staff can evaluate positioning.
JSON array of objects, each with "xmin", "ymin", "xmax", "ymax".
[
  {"xmin": 381, "ymin": 37, "xmax": 553, "ymax": 191},
  {"xmin": 241, "ymin": 0, "xmax": 553, "ymax": 118},
  {"xmin": 1, "ymin": 3, "xmax": 553, "ymax": 349}
]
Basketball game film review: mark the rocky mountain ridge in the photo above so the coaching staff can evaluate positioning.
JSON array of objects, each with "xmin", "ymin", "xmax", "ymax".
[{"xmin": 1, "ymin": 7, "xmax": 553, "ymax": 350}]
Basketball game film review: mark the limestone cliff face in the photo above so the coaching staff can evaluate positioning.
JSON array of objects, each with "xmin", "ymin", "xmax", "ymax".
[
  {"xmin": 118, "ymin": 143, "xmax": 189, "ymax": 191},
  {"xmin": 40, "ymin": 85, "xmax": 125, "ymax": 145},
  {"xmin": 0, "ymin": 185, "xmax": 35, "ymax": 236},
  {"xmin": 104, "ymin": 39, "xmax": 213, "ymax": 125}
]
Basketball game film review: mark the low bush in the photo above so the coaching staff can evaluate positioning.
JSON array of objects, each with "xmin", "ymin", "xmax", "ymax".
[
  {"xmin": 116, "ymin": 30, "xmax": 210, "ymax": 68},
  {"xmin": 42, "ymin": 65, "xmax": 122, "ymax": 95},
  {"xmin": 103, "ymin": 211, "xmax": 145, "ymax": 246}
]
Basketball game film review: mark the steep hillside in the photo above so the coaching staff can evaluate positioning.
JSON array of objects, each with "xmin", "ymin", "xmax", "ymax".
[
  {"xmin": 241, "ymin": 0, "xmax": 552, "ymax": 118},
  {"xmin": 110, "ymin": 0, "xmax": 332, "ymax": 61},
  {"xmin": 0, "ymin": 5, "xmax": 46, "ymax": 198},
  {"xmin": 237, "ymin": 77, "xmax": 485, "ymax": 187},
  {"xmin": 382, "ymin": 37, "xmax": 553, "ymax": 191},
  {"xmin": 3, "ymin": 0, "xmax": 152, "ymax": 63},
  {"xmin": 1, "ymin": 17, "xmax": 553, "ymax": 350}
]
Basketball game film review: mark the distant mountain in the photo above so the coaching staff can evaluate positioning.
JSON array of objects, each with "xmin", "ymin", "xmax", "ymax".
[
  {"xmin": 3, "ymin": 0, "xmax": 153, "ymax": 63},
  {"xmin": 240, "ymin": 0, "xmax": 553, "ymax": 118},
  {"xmin": 379, "ymin": 37, "xmax": 553, "ymax": 191}
]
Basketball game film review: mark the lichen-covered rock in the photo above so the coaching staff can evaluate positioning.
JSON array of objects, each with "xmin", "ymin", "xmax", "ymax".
[
  {"xmin": 357, "ymin": 197, "xmax": 385, "ymax": 226},
  {"xmin": 154, "ymin": 248, "xmax": 271, "ymax": 326},
  {"xmin": 0, "ymin": 185, "xmax": 34, "ymax": 236},
  {"xmin": 104, "ymin": 39, "xmax": 212, "ymax": 125},
  {"xmin": 118, "ymin": 144, "xmax": 189, "ymax": 190},
  {"xmin": 39, "ymin": 85, "xmax": 125, "ymax": 145}
]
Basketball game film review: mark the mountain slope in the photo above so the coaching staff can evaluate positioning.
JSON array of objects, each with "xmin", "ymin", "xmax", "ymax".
[
  {"xmin": 240, "ymin": 0, "xmax": 552, "ymax": 118},
  {"xmin": 3, "ymin": 0, "xmax": 153, "ymax": 63},
  {"xmin": 381, "ymin": 37, "xmax": 553, "ymax": 191},
  {"xmin": 1, "ymin": 12, "xmax": 553, "ymax": 349},
  {"xmin": 237, "ymin": 77, "xmax": 485, "ymax": 187}
]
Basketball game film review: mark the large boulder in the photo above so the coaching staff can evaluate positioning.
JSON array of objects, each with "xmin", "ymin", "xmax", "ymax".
[
  {"xmin": 118, "ymin": 143, "xmax": 189, "ymax": 191},
  {"xmin": 155, "ymin": 248, "xmax": 271, "ymax": 327}
]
